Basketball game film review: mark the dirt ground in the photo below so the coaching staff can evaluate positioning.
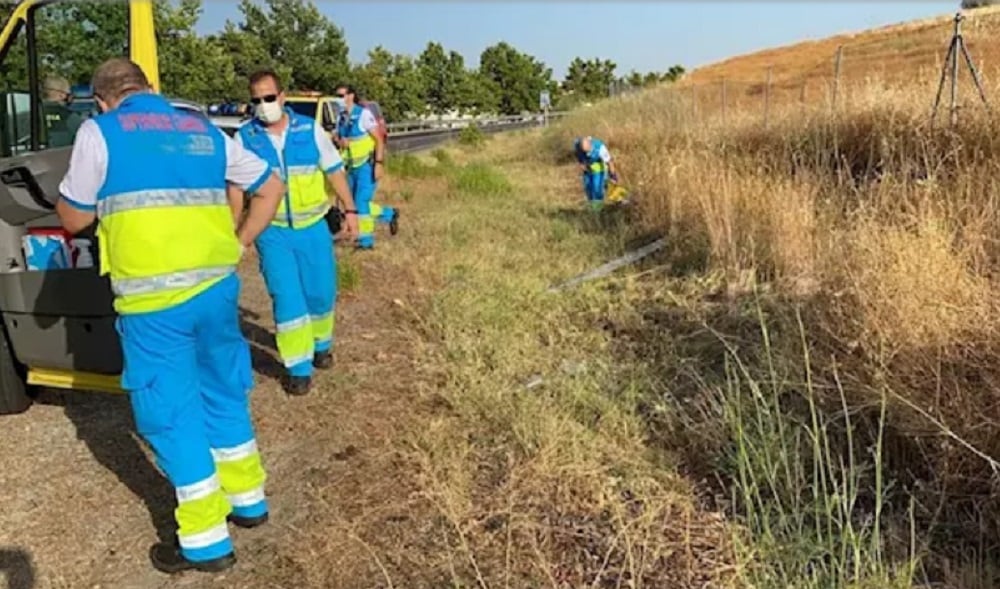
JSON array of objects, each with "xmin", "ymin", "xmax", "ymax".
[{"xmin": 0, "ymin": 223, "xmax": 426, "ymax": 589}]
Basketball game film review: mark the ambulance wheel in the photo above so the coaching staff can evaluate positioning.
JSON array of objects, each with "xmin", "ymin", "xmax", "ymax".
[{"xmin": 0, "ymin": 324, "xmax": 30, "ymax": 415}]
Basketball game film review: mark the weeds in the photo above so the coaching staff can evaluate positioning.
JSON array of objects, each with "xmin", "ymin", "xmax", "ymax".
[
  {"xmin": 550, "ymin": 52, "xmax": 1000, "ymax": 587},
  {"xmin": 448, "ymin": 162, "xmax": 512, "ymax": 198},
  {"xmin": 457, "ymin": 124, "xmax": 487, "ymax": 148},
  {"xmin": 337, "ymin": 256, "xmax": 360, "ymax": 291}
]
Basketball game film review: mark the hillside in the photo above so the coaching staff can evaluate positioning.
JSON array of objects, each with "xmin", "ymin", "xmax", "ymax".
[{"xmin": 676, "ymin": 5, "xmax": 1000, "ymax": 112}]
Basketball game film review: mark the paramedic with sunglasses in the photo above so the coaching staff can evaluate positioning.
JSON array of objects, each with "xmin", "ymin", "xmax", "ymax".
[
  {"xmin": 332, "ymin": 83, "xmax": 399, "ymax": 250},
  {"xmin": 229, "ymin": 68, "xmax": 359, "ymax": 396}
]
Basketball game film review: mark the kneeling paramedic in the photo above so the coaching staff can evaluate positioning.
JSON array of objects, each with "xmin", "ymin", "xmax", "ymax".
[
  {"xmin": 55, "ymin": 58, "xmax": 286, "ymax": 574},
  {"xmin": 333, "ymin": 84, "xmax": 398, "ymax": 249},
  {"xmin": 574, "ymin": 136, "xmax": 618, "ymax": 211},
  {"xmin": 231, "ymin": 69, "xmax": 359, "ymax": 396}
]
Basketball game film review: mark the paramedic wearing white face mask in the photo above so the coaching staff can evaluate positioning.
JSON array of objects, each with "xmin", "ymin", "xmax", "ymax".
[
  {"xmin": 228, "ymin": 69, "xmax": 358, "ymax": 396},
  {"xmin": 331, "ymin": 83, "xmax": 398, "ymax": 250}
]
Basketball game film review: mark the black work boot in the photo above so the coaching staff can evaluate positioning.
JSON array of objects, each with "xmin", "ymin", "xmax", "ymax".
[
  {"xmin": 150, "ymin": 541, "xmax": 235, "ymax": 575},
  {"xmin": 314, "ymin": 350, "xmax": 334, "ymax": 370},
  {"xmin": 389, "ymin": 209, "xmax": 400, "ymax": 236},
  {"xmin": 284, "ymin": 375, "xmax": 311, "ymax": 396},
  {"xmin": 228, "ymin": 512, "xmax": 269, "ymax": 529}
]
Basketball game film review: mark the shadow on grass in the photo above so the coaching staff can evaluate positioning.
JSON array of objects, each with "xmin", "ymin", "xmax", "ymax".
[
  {"xmin": 239, "ymin": 307, "xmax": 284, "ymax": 381},
  {"xmin": 0, "ymin": 548, "xmax": 35, "ymax": 589},
  {"xmin": 35, "ymin": 389, "xmax": 177, "ymax": 544}
]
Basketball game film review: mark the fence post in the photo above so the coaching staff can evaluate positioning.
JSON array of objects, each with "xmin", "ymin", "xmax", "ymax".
[
  {"xmin": 764, "ymin": 66, "xmax": 772, "ymax": 127},
  {"xmin": 721, "ymin": 78, "xmax": 727, "ymax": 124},
  {"xmin": 832, "ymin": 45, "xmax": 843, "ymax": 113}
]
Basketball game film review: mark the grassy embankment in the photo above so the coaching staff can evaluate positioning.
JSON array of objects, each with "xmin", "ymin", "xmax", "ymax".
[
  {"xmin": 354, "ymin": 23, "xmax": 1000, "ymax": 581},
  {"xmin": 543, "ymin": 34, "xmax": 1000, "ymax": 589},
  {"xmin": 335, "ymin": 131, "xmax": 732, "ymax": 587}
]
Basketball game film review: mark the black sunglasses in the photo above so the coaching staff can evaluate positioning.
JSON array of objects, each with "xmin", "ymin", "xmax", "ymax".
[
  {"xmin": 334, "ymin": 92, "xmax": 347, "ymax": 98},
  {"xmin": 250, "ymin": 94, "xmax": 279, "ymax": 105}
]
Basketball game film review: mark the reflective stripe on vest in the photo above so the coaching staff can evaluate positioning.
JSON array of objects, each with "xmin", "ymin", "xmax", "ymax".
[
  {"xmin": 337, "ymin": 104, "xmax": 376, "ymax": 169},
  {"xmin": 94, "ymin": 93, "xmax": 240, "ymax": 315},
  {"xmin": 238, "ymin": 113, "xmax": 329, "ymax": 229},
  {"xmin": 96, "ymin": 188, "xmax": 226, "ymax": 216}
]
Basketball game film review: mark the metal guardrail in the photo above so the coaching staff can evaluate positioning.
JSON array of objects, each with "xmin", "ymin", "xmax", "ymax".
[
  {"xmin": 386, "ymin": 112, "xmax": 569, "ymax": 135},
  {"xmin": 208, "ymin": 112, "xmax": 569, "ymax": 136},
  {"xmin": 207, "ymin": 111, "xmax": 570, "ymax": 151},
  {"xmin": 389, "ymin": 115, "xmax": 564, "ymax": 154}
]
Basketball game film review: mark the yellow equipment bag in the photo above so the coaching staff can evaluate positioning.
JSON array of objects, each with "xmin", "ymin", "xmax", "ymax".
[{"xmin": 606, "ymin": 182, "xmax": 629, "ymax": 203}]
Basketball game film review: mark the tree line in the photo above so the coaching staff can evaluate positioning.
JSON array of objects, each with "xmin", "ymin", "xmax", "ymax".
[{"xmin": 0, "ymin": 0, "xmax": 685, "ymax": 121}]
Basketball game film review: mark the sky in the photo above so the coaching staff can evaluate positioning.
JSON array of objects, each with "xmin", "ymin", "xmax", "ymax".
[{"xmin": 194, "ymin": 1, "xmax": 961, "ymax": 79}]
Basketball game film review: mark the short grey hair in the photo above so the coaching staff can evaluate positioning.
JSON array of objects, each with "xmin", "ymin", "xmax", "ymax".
[{"xmin": 91, "ymin": 57, "xmax": 149, "ymax": 103}]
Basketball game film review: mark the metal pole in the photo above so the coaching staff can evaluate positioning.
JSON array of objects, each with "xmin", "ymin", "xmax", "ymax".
[
  {"xmin": 721, "ymin": 78, "xmax": 727, "ymax": 124},
  {"xmin": 960, "ymin": 32, "xmax": 991, "ymax": 113},
  {"xmin": 832, "ymin": 45, "xmax": 843, "ymax": 113},
  {"xmin": 764, "ymin": 66, "xmax": 772, "ymax": 127},
  {"xmin": 931, "ymin": 36, "xmax": 957, "ymax": 123},
  {"xmin": 950, "ymin": 12, "xmax": 962, "ymax": 126}
]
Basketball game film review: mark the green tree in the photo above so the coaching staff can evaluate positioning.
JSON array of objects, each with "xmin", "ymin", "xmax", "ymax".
[
  {"xmin": 562, "ymin": 57, "xmax": 617, "ymax": 99},
  {"xmin": 663, "ymin": 64, "xmax": 685, "ymax": 82},
  {"xmin": 156, "ymin": 0, "xmax": 238, "ymax": 102},
  {"xmin": 459, "ymin": 71, "xmax": 500, "ymax": 115},
  {"xmin": 417, "ymin": 42, "xmax": 468, "ymax": 115},
  {"xmin": 31, "ymin": 1, "xmax": 128, "ymax": 86},
  {"xmin": 352, "ymin": 46, "xmax": 425, "ymax": 121},
  {"xmin": 479, "ymin": 42, "xmax": 553, "ymax": 115},
  {"xmin": 222, "ymin": 0, "xmax": 349, "ymax": 93}
]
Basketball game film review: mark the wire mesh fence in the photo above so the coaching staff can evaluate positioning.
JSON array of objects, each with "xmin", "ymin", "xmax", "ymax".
[{"xmin": 606, "ymin": 10, "xmax": 1000, "ymax": 127}]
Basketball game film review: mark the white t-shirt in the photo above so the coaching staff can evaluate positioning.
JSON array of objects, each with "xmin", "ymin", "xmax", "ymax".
[
  {"xmin": 233, "ymin": 119, "xmax": 344, "ymax": 175},
  {"xmin": 356, "ymin": 108, "xmax": 378, "ymax": 135},
  {"xmin": 59, "ymin": 118, "xmax": 271, "ymax": 211},
  {"xmin": 597, "ymin": 144, "xmax": 612, "ymax": 163}
]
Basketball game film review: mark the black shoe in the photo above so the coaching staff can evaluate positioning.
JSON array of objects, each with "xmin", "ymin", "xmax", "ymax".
[
  {"xmin": 150, "ymin": 541, "xmax": 235, "ymax": 575},
  {"xmin": 284, "ymin": 375, "xmax": 311, "ymax": 396},
  {"xmin": 228, "ymin": 512, "xmax": 269, "ymax": 529},
  {"xmin": 389, "ymin": 210, "xmax": 400, "ymax": 236},
  {"xmin": 314, "ymin": 350, "xmax": 333, "ymax": 370}
]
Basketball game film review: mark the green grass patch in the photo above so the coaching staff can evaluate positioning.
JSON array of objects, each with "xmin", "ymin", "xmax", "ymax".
[
  {"xmin": 337, "ymin": 256, "xmax": 361, "ymax": 291},
  {"xmin": 457, "ymin": 124, "xmax": 487, "ymax": 148},
  {"xmin": 447, "ymin": 162, "xmax": 512, "ymax": 198},
  {"xmin": 386, "ymin": 153, "xmax": 444, "ymax": 179}
]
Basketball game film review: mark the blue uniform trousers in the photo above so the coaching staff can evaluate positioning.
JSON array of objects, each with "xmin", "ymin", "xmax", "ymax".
[
  {"xmin": 348, "ymin": 161, "xmax": 395, "ymax": 249},
  {"xmin": 255, "ymin": 219, "xmax": 336, "ymax": 378},
  {"xmin": 117, "ymin": 273, "xmax": 268, "ymax": 563},
  {"xmin": 583, "ymin": 170, "xmax": 607, "ymax": 209}
]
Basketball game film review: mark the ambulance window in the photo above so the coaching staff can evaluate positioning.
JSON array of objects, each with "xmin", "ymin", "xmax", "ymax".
[{"xmin": 26, "ymin": 1, "xmax": 128, "ymax": 152}]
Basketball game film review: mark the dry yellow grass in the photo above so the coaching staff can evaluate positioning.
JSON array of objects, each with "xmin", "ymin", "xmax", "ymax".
[
  {"xmin": 545, "ymin": 9, "xmax": 1000, "ymax": 586},
  {"xmin": 665, "ymin": 7, "xmax": 1000, "ymax": 125}
]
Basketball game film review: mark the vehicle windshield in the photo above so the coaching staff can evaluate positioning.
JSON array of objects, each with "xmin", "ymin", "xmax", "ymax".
[{"xmin": 286, "ymin": 101, "xmax": 317, "ymax": 120}]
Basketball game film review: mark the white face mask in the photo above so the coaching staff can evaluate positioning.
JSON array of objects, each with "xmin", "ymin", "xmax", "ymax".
[{"xmin": 255, "ymin": 100, "xmax": 283, "ymax": 124}]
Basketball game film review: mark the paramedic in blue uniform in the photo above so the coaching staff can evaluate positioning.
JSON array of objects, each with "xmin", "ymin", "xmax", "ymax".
[
  {"xmin": 332, "ymin": 83, "xmax": 399, "ymax": 249},
  {"xmin": 231, "ymin": 68, "xmax": 359, "ymax": 396},
  {"xmin": 573, "ymin": 136, "xmax": 618, "ymax": 210},
  {"xmin": 55, "ymin": 57, "xmax": 286, "ymax": 575}
]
